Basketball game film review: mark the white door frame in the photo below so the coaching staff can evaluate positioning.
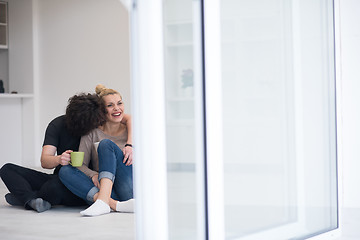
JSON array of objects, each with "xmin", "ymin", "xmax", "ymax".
[
  {"xmin": 129, "ymin": 0, "xmax": 341, "ymax": 239},
  {"xmin": 130, "ymin": 1, "xmax": 169, "ymax": 239}
]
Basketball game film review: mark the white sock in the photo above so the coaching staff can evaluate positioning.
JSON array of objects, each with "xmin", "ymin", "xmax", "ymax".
[
  {"xmin": 80, "ymin": 199, "xmax": 110, "ymax": 217},
  {"xmin": 116, "ymin": 199, "xmax": 134, "ymax": 213}
]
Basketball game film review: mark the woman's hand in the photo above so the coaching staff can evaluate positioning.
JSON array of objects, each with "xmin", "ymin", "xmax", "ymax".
[
  {"xmin": 122, "ymin": 146, "xmax": 133, "ymax": 166},
  {"xmin": 59, "ymin": 150, "xmax": 73, "ymax": 165},
  {"xmin": 92, "ymin": 174, "xmax": 100, "ymax": 188}
]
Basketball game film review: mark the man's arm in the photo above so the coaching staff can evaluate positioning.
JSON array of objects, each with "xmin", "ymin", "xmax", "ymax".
[
  {"xmin": 41, "ymin": 145, "xmax": 72, "ymax": 169},
  {"xmin": 41, "ymin": 145, "xmax": 59, "ymax": 169}
]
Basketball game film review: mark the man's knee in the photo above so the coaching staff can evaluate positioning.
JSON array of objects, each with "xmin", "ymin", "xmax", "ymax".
[{"xmin": 0, "ymin": 163, "xmax": 16, "ymax": 177}]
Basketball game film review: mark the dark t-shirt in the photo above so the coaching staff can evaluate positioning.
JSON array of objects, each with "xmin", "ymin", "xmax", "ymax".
[{"xmin": 42, "ymin": 115, "xmax": 80, "ymax": 174}]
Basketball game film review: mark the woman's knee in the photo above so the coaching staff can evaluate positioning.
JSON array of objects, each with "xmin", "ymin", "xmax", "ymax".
[
  {"xmin": 98, "ymin": 139, "xmax": 114, "ymax": 149},
  {"xmin": 98, "ymin": 139, "xmax": 124, "ymax": 159},
  {"xmin": 58, "ymin": 165, "xmax": 73, "ymax": 181}
]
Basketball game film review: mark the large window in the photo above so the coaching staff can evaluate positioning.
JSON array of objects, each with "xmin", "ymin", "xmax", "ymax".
[{"xmin": 220, "ymin": 0, "xmax": 338, "ymax": 238}]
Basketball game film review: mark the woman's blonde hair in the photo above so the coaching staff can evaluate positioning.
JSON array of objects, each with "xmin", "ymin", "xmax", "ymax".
[{"xmin": 95, "ymin": 84, "xmax": 122, "ymax": 99}]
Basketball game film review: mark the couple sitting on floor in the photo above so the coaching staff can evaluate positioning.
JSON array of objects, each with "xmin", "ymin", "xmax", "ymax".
[{"xmin": 0, "ymin": 84, "xmax": 134, "ymax": 217}]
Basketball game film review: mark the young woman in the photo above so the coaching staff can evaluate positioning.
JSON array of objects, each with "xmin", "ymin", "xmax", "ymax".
[{"xmin": 59, "ymin": 84, "xmax": 134, "ymax": 216}]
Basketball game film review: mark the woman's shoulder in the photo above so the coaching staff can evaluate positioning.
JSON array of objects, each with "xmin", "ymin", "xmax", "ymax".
[
  {"xmin": 96, "ymin": 126, "xmax": 127, "ymax": 141},
  {"xmin": 87, "ymin": 128, "xmax": 108, "ymax": 140}
]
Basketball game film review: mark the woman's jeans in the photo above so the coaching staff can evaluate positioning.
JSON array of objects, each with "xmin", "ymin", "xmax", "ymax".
[{"xmin": 59, "ymin": 139, "xmax": 133, "ymax": 204}]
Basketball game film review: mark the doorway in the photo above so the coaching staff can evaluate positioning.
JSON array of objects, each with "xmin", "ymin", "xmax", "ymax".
[{"xmin": 131, "ymin": 0, "xmax": 338, "ymax": 239}]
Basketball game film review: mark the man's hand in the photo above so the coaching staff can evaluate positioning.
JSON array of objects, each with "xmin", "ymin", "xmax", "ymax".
[{"xmin": 59, "ymin": 150, "xmax": 73, "ymax": 165}]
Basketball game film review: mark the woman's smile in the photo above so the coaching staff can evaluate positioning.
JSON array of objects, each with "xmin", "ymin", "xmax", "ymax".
[{"xmin": 103, "ymin": 94, "xmax": 124, "ymax": 123}]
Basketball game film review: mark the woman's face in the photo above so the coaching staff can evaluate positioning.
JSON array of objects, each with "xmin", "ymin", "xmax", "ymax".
[{"xmin": 103, "ymin": 93, "xmax": 124, "ymax": 123}]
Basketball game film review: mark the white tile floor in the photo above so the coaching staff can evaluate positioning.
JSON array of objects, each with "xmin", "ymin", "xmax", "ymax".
[
  {"xmin": 1, "ymin": 176, "xmax": 360, "ymax": 240},
  {"xmin": 0, "ymin": 180, "xmax": 135, "ymax": 240},
  {"xmin": 337, "ymin": 208, "xmax": 360, "ymax": 240}
]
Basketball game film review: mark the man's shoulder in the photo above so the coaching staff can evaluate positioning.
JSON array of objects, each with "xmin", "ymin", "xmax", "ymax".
[{"xmin": 48, "ymin": 115, "xmax": 66, "ymax": 127}]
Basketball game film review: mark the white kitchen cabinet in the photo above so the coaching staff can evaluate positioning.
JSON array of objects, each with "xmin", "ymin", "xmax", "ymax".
[
  {"xmin": 0, "ymin": 0, "xmax": 35, "ymax": 167},
  {"xmin": 0, "ymin": 1, "xmax": 8, "ymax": 48}
]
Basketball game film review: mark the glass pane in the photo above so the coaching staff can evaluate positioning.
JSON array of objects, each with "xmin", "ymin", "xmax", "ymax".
[
  {"xmin": 220, "ymin": 0, "xmax": 337, "ymax": 239},
  {"xmin": 163, "ymin": 0, "xmax": 204, "ymax": 239}
]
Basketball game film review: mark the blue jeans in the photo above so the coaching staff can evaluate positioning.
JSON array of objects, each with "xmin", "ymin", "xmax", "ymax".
[{"xmin": 59, "ymin": 139, "xmax": 133, "ymax": 204}]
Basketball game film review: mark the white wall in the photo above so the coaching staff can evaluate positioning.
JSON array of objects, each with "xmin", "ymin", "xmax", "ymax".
[
  {"xmin": 32, "ymin": 0, "xmax": 130, "ymax": 165},
  {"xmin": 338, "ymin": 0, "xmax": 360, "ymax": 208}
]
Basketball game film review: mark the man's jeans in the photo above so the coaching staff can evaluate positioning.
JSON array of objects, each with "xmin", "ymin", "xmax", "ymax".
[
  {"xmin": 0, "ymin": 163, "xmax": 86, "ymax": 207},
  {"xmin": 59, "ymin": 139, "xmax": 133, "ymax": 204}
]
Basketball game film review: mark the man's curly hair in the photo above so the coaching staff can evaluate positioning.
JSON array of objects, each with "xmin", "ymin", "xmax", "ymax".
[{"xmin": 65, "ymin": 93, "xmax": 106, "ymax": 137}]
